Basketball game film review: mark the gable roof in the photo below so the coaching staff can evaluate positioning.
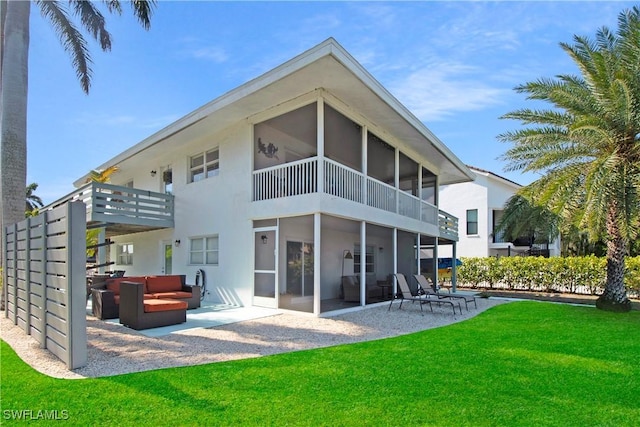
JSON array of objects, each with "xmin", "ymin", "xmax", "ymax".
[
  {"xmin": 467, "ymin": 165, "xmax": 522, "ymax": 189},
  {"xmin": 76, "ymin": 38, "xmax": 474, "ymax": 186}
]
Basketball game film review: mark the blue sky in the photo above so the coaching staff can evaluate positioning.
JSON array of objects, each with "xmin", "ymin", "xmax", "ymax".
[{"xmin": 27, "ymin": 1, "xmax": 636, "ymax": 204}]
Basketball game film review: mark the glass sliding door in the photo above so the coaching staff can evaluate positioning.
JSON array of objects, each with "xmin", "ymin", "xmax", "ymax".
[{"xmin": 281, "ymin": 240, "xmax": 314, "ymax": 313}]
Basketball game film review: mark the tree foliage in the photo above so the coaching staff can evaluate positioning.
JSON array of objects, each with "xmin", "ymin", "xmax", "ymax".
[
  {"xmin": 499, "ymin": 6, "xmax": 640, "ymax": 311},
  {"xmin": 25, "ymin": 182, "xmax": 43, "ymax": 214}
]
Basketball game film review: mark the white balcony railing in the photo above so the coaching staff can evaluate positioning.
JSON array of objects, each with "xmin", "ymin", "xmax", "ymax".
[
  {"xmin": 366, "ymin": 177, "xmax": 396, "ymax": 213},
  {"xmin": 324, "ymin": 158, "xmax": 363, "ymax": 203},
  {"xmin": 253, "ymin": 156, "xmax": 458, "ymax": 239},
  {"xmin": 253, "ymin": 157, "xmax": 317, "ymax": 200}
]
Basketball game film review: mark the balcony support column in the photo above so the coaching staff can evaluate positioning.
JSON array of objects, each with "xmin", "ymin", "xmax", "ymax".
[
  {"xmin": 451, "ymin": 242, "xmax": 458, "ymax": 292},
  {"xmin": 98, "ymin": 228, "xmax": 107, "ymax": 274},
  {"xmin": 433, "ymin": 239, "xmax": 439, "ymax": 285},
  {"xmin": 317, "ymin": 98, "xmax": 325, "ymax": 194},
  {"xmin": 416, "ymin": 233, "xmax": 421, "ymax": 275},
  {"xmin": 394, "ymin": 148, "xmax": 399, "ymax": 215},
  {"xmin": 361, "ymin": 125, "xmax": 367, "ymax": 206},
  {"xmin": 313, "ymin": 213, "xmax": 321, "ymax": 315},
  {"xmin": 360, "ymin": 221, "xmax": 366, "ymax": 306},
  {"xmin": 392, "ymin": 228, "xmax": 398, "ymax": 295}
]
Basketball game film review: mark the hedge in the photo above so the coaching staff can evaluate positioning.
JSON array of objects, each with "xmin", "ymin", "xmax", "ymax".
[{"xmin": 457, "ymin": 256, "xmax": 640, "ymax": 298}]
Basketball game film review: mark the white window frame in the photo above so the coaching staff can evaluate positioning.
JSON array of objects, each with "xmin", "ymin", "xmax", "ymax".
[
  {"xmin": 354, "ymin": 244, "xmax": 375, "ymax": 274},
  {"xmin": 467, "ymin": 209, "xmax": 479, "ymax": 235},
  {"xmin": 189, "ymin": 148, "xmax": 219, "ymax": 183},
  {"xmin": 189, "ymin": 235, "xmax": 219, "ymax": 265},
  {"xmin": 117, "ymin": 243, "xmax": 134, "ymax": 265}
]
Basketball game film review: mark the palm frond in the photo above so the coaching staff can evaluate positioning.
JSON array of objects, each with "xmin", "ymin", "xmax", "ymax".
[
  {"xmin": 85, "ymin": 165, "xmax": 120, "ymax": 183},
  {"xmin": 35, "ymin": 0, "xmax": 92, "ymax": 93},
  {"xmin": 130, "ymin": 0, "xmax": 156, "ymax": 30},
  {"xmin": 102, "ymin": 0, "xmax": 123, "ymax": 15},
  {"xmin": 70, "ymin": 0, "xmax": 112, "ymax": 51}
]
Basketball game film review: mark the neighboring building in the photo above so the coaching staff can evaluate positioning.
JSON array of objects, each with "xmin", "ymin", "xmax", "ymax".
[
  {"xmin": 50, "ymin": 38, "xmax": 474, "ymax": 315},
  {"xmin": 438, "ymin": 166, "xmax": 561, "ymax": 258}
]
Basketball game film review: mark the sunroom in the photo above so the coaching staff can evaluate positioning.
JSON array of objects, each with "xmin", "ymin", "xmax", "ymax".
[{"xmin": 249, "ymin": 95, "xmax": 463, "ymax": 315}]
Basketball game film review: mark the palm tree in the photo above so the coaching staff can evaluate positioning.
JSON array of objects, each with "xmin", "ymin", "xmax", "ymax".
[
  {"xmin": 85, "ymin": 165, "xmax": 120, "ymax": 183},
  {"xmin": 1, "ymin": 0, "xmax": 155, "ymax": 262},
  {"xmin": 498, "ymin": 7, "xmax": 640, "ymax": 312},
  {"xmin": 496, "ymin": 193, "xmax": 560, "ymax": 251},
  {"xmin": 25, "ymin": 182, "xmax": 43, "ymax": 216}
]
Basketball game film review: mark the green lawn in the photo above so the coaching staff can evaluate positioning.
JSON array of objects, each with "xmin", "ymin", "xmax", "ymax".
[{"xmin": 2, "ymin": 302, "xmax": 639, "ymax": 426}]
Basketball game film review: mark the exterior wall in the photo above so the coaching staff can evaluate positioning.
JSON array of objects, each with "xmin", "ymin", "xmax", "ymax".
[
  {"xmin": 109, "ymin": 121, "xmax": 255, "ymax": 306},
  {"xmin": 438, "ymin": 168, "xmax": 561, "ymax": 258},
  {"xmin": 439, "ymin": 177, "xmax": 489, "ymax": 257}
]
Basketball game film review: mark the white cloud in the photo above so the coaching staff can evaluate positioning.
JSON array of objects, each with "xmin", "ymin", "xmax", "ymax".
[
  {"xmin": 389, "ymin": 62, "xmax": 509, "ymax": 122},
  {"xmin": 176, "ymin": 37, "xmax": 229, "ymax": 63},
  {"xmin": 190, "ymin": 46, "xmax": 229, "ymax": 63}
]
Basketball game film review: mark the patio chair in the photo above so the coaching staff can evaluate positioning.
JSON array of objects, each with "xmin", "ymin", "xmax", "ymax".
[
  {"xmin": 396, "ymin": 273, "xmax": 460, "ymax": 315},
  {"xmin": 388, "ymin": 273, "xmax": 432, "ymax": 316},
  {"xmin": 414, "ymin": 274, "xmax": 475, "ymax": 311}
]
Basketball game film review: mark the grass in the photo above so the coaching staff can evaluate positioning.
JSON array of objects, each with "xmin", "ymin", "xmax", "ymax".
[{"xmin": 2, "ymin": 301, "xmax": 640, "ymax": 426}]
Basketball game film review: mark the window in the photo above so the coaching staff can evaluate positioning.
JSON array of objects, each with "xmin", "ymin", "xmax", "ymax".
[
  {"xmin": 163, "ymin": 168, "xmax": 173, "ymax": 194},
  {"xmin": 190, "ymin": 235, "xmax": 219, "ymax": 265},
  {"xmin": 190, "ymin": 148, "xmax": 219, "ymax": 183},
  {"xmin": 467, "ymin": 209, "xmax": 478, "ymax": 235},
  {"xmin": 117, "ymin": 243, "xmax": 134, "ymax": 265},
  {"xmin": 354, "ymin": 244, "xmax": 374, "ymax": 273}
]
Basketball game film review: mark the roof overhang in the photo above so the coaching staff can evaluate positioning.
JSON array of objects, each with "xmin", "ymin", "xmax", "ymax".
[{"xmin": 75, "ymin": 38, "xmax": 474, "ymax": 187}]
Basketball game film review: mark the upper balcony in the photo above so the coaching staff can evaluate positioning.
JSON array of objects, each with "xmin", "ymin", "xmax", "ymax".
[
  {"xmin": 253, "ymin": 156, "xmax": 458, "ymax": 241},
  {"xmin": 47, "ymin": 182, "xmax": 174, "ymax": 237}
]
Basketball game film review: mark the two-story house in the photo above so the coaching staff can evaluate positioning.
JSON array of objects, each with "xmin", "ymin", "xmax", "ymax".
[
  {"xmin": 438, "ymin": 166, "xmax": 561, "ymax": 258},
  {"xmin": 51, "ymin": 38, "xmax": 474, "ymax": 315}
]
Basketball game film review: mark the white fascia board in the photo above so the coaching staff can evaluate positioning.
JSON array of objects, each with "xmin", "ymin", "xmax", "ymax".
[
  {"xmin": 75, "ymin": 38, "xmax": 474, "ymax": 186},
  {"xmin": 74, "ymin": 39, "xmax": 340, "ymax": 186}
]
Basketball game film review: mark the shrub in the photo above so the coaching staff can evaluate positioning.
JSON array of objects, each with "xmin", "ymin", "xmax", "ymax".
[{"xmin": 457, "ymin": 256, "xmax": 638, "ymax": 297}]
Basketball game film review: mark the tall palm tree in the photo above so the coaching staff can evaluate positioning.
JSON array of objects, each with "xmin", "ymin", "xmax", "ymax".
[
  {"xmin": 499, "ymin": 7, "xmax": 640, "ymax": 312},
  {"xmin": 25, "ymin": 182, "xmax": 43, "ymax": 213},
  {"xmin": 0, "ymin": 0, "xmax": 155, "ymax": 262}
]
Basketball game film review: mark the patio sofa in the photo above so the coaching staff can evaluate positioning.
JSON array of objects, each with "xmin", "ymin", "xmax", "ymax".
[
  {"xmin": 119, "ymin": 281, "xmax": 188, "ymax": 330},
  {"xmin": 91, "ymin": 275, "xmax": 201, "ymax": 320}
]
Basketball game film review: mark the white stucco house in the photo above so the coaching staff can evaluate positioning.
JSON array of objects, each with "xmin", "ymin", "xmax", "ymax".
[
  {"xmin": 438, "ymin": 166, "xmax": 561, "ymax": 259},
  {"xmin": 50, "ymin": 38, "xmax": 475, "ymax": 315}
]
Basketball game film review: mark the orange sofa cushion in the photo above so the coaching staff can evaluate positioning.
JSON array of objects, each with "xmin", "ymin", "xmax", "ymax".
[
  {"xmin": 151, "ymin": 291, "xmax": 193, "ymax": 300},
  {"xmin": 113, "ymin": 293, "xmax": 154, "ymax": 305},
  {"xmin": 106, "ymin": 277, "xmax": 148, "ymax": 295},
  {"xmin": 143, "ymin": 299, "xmax": 188, "ymax": 313},
  {"xmin": 146, "ymin": 275, "xmax": 182, "ymax": 294}
]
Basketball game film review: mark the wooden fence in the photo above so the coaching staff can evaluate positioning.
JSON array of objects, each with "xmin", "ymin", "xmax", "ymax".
[{"xmin": 3, "ymin": 201, "xmax": 87, "ymax": 369}]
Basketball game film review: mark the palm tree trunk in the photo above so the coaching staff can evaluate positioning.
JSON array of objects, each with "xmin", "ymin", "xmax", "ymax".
[
  {"xmin": 596, "ymin": 201, "xmax": 632, "ymax": 312},
  {"xmin": 1, "ymin": 0, "xmax": 30, "ymax": 236},
  {"xmin": 1, "ymin": 1, "xmax": 30, "ymax": 310}
]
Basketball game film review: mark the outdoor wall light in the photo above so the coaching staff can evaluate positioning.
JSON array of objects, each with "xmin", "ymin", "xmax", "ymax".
[
  {"xmin": 150, "ymin": 170, "xmax": 157, "ymax": 177},
  {"xmin": 261, "ymin": 235, "xmax": 268, "ymax": 244},
  {"xmin": 174, "ymin": 239, "xmax": 181, "ymax": 247}
]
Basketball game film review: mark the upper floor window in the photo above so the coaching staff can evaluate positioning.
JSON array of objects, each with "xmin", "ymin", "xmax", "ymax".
[
  {"xmin": 117, "ymin": 243, "xmax": 134, "ymax": 265},
  {"xmin": 190, "ymin": 148, "xmax": 219, "ymax": 183},
  {"xmin": 467, "ymin": 209, "xmax": 478, "ymax": 235},
  {"xmin": 189, "ymin": 235, "xmax": 219, "ymax": 265}
]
